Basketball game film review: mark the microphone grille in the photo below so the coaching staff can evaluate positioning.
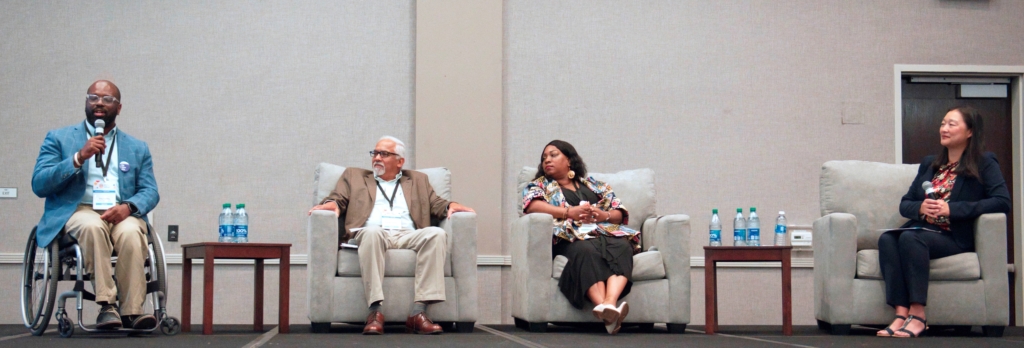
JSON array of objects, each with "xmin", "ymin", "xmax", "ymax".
[
  {"xmin": 922, "ymin": 181, "xmax": 933, "ymax": 191},
  {"xmin": 94, "ymin": 119, "xmax": 105, "ymax": 134}
]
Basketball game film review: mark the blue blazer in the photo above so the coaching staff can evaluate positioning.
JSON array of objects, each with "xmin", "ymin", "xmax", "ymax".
[
  {"xmin": 31, "ymin": 122, "xmax": 159, "ymax": 247},
  {"xmin": 898, "ymin": 152, "xmax": 1011, "ymax": 251}
]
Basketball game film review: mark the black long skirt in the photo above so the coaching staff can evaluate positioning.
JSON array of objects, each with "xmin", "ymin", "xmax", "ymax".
[{"xmin": 553, "ymin": 236, "xmax": 634, "ymax": 309}]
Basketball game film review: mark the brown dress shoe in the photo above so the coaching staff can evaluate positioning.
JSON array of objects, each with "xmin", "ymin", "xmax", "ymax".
[
  {"xmin": 405, "ymin": 313, "xmax": 443, "ymax": 335},
  {"xmin": 363, "ymin": 311, "xmax": 385, "ymax": 335}
]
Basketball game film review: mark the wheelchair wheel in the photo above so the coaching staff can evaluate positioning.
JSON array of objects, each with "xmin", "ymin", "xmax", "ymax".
[
  {"xmin": 160, "ymin": 316, "xmax": 181, "ymax": 336},
  {"xmin": 57, "ymin": 314, "xmax": 74, "ymax": 338},
  {"xmin": 149, "ymin": 225, "xmax": 168, "ymax": 307},
  {"xmin": 21, "ymin": 229, "xmax": 59, "ymax": 336}
]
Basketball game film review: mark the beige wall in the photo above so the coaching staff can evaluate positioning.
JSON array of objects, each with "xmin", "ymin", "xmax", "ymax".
[
  {"xmin": 3, "ymin": 0, "xmax": 1024, "ymax": 327},
  {"xmin": 415, "ymin": 0, "xmax": 504, "ymax": 256}
]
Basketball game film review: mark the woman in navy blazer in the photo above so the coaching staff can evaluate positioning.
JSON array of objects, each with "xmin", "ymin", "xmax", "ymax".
[{"xmin": 877, "ymin": 106, "xmax": 1011, "ymax": 338}]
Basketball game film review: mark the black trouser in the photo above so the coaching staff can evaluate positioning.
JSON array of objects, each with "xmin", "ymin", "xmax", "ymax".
[{"xmin": 878, "ymin": 230, "xmax": 965, "ymax": 307}]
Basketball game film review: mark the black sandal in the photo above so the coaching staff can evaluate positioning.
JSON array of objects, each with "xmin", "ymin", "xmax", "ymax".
[
  {"xmin": 877, "ymin": 315, "xmax": 907, "ymax": 337},
  {"xmin": 895, "ymin": 315, "xmax": 928, "ymax": 338}
]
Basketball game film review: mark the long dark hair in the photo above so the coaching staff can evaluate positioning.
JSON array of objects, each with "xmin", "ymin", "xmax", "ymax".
[
  {"xmin": 534, "ymin": 140, "xmax": 588, "ymax": 182},
  {"xmin": 931, "ymin": 105, "xmax": 984, "ymax": 179}
]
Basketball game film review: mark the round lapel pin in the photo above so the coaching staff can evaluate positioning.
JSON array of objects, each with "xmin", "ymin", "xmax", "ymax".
[{"xmin": 119, "ymin": 161, "xmax": 130, "ymax": 173}]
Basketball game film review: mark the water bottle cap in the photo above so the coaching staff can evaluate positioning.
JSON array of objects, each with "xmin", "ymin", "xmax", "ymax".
[
  {"xmin": 779, "ymin": 211, "xmax": 785, "ymax": 215},
  {"xmin": 712, "ymin": 208, "xmax": 718, "ymax": 214},
  {"xmin": 750, "ymin": 207, "xmax": 756, "ymax": 212},
  {"xmin": 223, "ymin": 203, "xmax": 231, "ymax": 208},
  {"xmin": 736, "ymin": 208, "xmax": 742, "ymax": 212},
  {"xmin": 236, "ymin": 203, "xmax": 245, "ymax": 208}
]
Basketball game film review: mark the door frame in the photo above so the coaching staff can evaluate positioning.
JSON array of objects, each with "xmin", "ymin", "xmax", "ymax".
[{"xmin": 894, "ymin": 64, "xmax": 1024, "ymax": 324}]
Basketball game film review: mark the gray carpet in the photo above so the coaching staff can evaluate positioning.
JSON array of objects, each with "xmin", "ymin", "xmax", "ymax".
[{"xmin": 2, "ymin": 324, "xmax": 1023, "ymax": 348}]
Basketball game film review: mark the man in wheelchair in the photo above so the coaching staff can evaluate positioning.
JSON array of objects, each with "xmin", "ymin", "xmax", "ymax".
[{"xmin": 32, "ymin": 80, "xmax": 160, "ymax": 330}]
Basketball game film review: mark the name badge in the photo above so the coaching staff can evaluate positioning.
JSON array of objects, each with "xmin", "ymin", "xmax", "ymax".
[
  {"xmin": 92, "ymin": 178, "xmax": 118, "ymax": 211},
  {"xmin": 381, "ymin": 210, "xmax": 404, "ymax": 230}
]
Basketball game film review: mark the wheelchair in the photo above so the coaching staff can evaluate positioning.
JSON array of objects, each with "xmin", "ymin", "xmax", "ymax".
[{"xmin": 21, "ymin": 223, "xmax": 181, "ymax": 337}]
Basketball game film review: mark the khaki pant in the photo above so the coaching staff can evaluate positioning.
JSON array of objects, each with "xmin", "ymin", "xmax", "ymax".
[
  {"xmin": 351, "ymin": 226, "xmax": 447, "ymax": 307},
  {"xmin": 65, "ymin": 205, "xmax": 149, "ymax": 316}
]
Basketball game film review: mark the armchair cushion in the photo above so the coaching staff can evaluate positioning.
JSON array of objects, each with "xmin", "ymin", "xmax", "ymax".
[
  {"xmin": 337, "ymin": 249, "xmax": 452, "ymax": 277},
  {"xmin": 819, "ymin": 161, "xmax": 917, "ymax": 250},
  {"xmin": 551, "ymin": 250, "xmax": 666, "ymax": 282},
  {"xmin": 855, "ymin": 249, "xmax": 981, "ymax": 281}
]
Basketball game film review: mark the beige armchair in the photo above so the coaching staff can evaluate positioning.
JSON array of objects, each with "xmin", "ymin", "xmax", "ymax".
[
  {"xmin": 813, "ymin": 160, "xmax": 1008, "ymax": 336},
  {"xmin": 511, "ymin": 167, "xmax": 690, "ymax": 333},
  {"xmin": 306, "ymin": 163, "xmax": 478, "ymax": 333}
]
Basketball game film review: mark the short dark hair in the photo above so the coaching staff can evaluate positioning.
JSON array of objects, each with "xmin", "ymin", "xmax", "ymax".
[
  {"xmin": 931, "ymin": 105, "xmax": 984, "ymax": 179},
  {"xmin": 534, "ymin": 140, "xmax": 588, "ymax": 182}
]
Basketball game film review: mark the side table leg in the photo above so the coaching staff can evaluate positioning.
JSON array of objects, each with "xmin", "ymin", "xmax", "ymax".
[
  {"xmin": 203, "ymin": 252, "xmax": 215, "ymax": 335},
  {"xmin": 279, "ymin": 247, "xmax": 290, "ymax": 333},
  {"xmin": 782, "ymin": 252, "xmax": 793, "ymax": 336},
  {"xmin": 705, "ymin": 259, "xmax": 717, "ymax": 335},
  {"xmin": 182, "ymin": 258, "xmax": 192, "ymax": 333},
  {"xmin": 255, "ymin": 259, "xmax": 264, "ymax": 332}
]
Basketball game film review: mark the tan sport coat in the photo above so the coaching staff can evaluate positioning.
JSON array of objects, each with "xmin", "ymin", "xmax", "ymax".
[{"xmin": 322, "ymin": 168, "xmax": 451, "ymax": 239}]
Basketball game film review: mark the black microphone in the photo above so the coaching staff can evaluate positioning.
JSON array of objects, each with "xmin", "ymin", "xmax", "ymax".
[
  {"xmin": 922, "ymin": 181, "xmax": 939, "ymax": 200},
  {"xmin": 94, "ymin": 119, "xmax": 105, "ymax": 168}
]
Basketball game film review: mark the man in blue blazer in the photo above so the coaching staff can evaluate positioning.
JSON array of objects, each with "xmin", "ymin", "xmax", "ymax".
[{"xmin": 32, "ymin": 80, "xmax": 160, "ymax": 330}]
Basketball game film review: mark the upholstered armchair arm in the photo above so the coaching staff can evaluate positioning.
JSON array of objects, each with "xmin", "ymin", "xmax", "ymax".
[
  {"xmin": 647, "ymin": 214, "xmax": 691, "ymax": 324},
  {"xmin": 974, "ymin": 213, "xmax": 1009, "ymax": 325},
  {"xmin": 812, "ymin": 213, "xmax": 858, "ymax": 323},
  {"xmin": 441, "ymin": 212, "xmax": 479, "ymax": 322},
  {"xmin": 307, "ymin": 210, "xmax": 339, "ymax": 322},
  {"xmin": 511, "ymin": 213, "xmax": 556, "ymax": 322}
]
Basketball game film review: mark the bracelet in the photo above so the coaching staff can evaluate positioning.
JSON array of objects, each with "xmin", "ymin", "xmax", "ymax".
[
  {"xmin": 73, "ymin": 152, "xmax": 82, "ymax": 168},
  {"xmin": 563, "ymin": 206, "xmax": 569, "ymax": 220}
]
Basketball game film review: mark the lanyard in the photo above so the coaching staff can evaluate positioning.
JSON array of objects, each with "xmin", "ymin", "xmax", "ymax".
[
  {"xmin": 376, "ymin": 181, "xmax": 401, "ymax": 210},
  {"xmin": 84, "ymin": 121, "xmax": 117, "ymax": 177}
]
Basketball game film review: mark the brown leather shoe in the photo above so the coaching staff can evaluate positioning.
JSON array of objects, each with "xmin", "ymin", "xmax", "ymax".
[
  {"xmin": 405, "ymin": 313, "xmax": 443, "ymax": 335},
  {"xmin": 363, "ymin": 311, "xmax": 384, "ymax": 335}
]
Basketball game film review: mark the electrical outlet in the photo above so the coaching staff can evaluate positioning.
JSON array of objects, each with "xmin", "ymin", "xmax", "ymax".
[{"xmin": 168, "ymin": 225, "xmax": 179, "ymax": 242}]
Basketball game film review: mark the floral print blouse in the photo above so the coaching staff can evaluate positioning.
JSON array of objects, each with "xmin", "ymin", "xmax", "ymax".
[
  {"xmin": 925, "ymin": 161, "xmax": 958, "ymax": 231},
  {"xmin": 521, "ymin": 176, "xmax": 641, "ymax": 253}
]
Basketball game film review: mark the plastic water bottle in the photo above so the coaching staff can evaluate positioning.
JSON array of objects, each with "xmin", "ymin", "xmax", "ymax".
[
  {"xmin": 234, "ymin": 203, "xmax": 249, "ymax": 243},
  {"xmin": 709, "ymin": 209, "xmax": 722, "ymax": 246},
  {"xmin": 747, "ymin": 207, "xmax": 761, "ymax": 246},
  {"xmin": 774, "ymin": 211, "xmax": 787, "ymax": 246},
  {"xmin": 733, "ymin": 208, "xmax": 746, "ymax": 246},
  {"xmin": 219, "ymin": 203, "xmax": 234, "ymax": 243}
]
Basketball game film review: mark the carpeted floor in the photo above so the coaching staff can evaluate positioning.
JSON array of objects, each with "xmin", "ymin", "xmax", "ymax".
[{"xmin": 2, "ymin": 323, "xmax": 1023, "ymax": 347}]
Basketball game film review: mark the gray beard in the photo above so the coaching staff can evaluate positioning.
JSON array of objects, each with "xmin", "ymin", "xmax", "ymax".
[{"xmin": 372, "ymin": 165, "xmax": 385, "ymax": 177}]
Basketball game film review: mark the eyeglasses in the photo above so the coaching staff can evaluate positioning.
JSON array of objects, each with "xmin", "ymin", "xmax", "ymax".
[
  {"xmin": 86, "ymin": 94, "xmax": 119, "ymax": 105},
  {"xmin": 369, "ymin": 150, "xmax": 399, "ymax": 159}
]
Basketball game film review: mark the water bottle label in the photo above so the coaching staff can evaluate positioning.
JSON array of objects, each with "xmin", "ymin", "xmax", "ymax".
[
  {"xmin": 749, "ymin": 228, "xmax": 760, "ymax": 241},
  {"xmin": 733, "ymin": 229, "xmax": 746, "ymax": 240},
  {"xmin": 219, "ymin": 225, "xmax": 234, "ymax": 238},
  {"xmin": 235, "ymin": 226, "xmax": 248, "ymax": 238},
  {"xmin": 776, "ymin": 225, "xmax": 787, "ymax": 233},
  {"xmin": 710, "ymin": 229, "xmax": 721, "ymax": 242}
]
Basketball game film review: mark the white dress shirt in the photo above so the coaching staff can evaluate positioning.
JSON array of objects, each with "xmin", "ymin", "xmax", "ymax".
[{"xmin": 363, "ymin": 171, "xmax": 415, "ymax": 230}]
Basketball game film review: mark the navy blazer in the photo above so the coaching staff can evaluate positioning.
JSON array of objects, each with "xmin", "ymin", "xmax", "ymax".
[
  {"xmin": 31, "ymin": 122, "xmax": 160, "ymax": 248},
  {"xmin": 898, "ymin": 152, "xmax": 1011, "ymax": 251}
]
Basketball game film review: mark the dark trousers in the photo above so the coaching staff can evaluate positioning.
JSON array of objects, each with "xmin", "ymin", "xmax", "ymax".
[{"xmin": 878, "ymin": 230, "xmax": 965, "ymax": 307}]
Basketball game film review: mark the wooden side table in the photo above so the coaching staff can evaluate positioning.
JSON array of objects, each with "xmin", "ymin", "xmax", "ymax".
[
  {"xmin": 181, "ymin": 242, "xmax": 292, "ymax": 335},
  {"xmin": 704, "ymin": 246, "xmax": 792, "ymax": 336}
]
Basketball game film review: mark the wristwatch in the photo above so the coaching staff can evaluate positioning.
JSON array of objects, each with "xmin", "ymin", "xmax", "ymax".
[{"xmin": 123, "ymin": 202, "xmax": 139, "ymax": 215}]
